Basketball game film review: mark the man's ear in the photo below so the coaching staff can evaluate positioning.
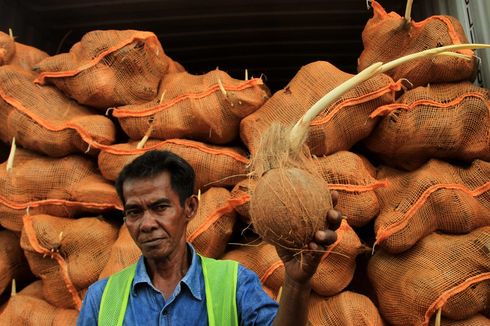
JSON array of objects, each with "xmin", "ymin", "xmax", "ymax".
[{"xmin": 184, "ymin": 195, "xmax": 199, "ymax": 222}]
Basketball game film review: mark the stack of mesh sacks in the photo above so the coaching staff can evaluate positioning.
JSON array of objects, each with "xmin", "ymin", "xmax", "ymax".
[
  {"xmin": 357, "ymin": 1, "xmax": 490, "ymax": 325},
  {"xmin": 0, "ymin": 28, "xmax": 274, "ymax": 324}
]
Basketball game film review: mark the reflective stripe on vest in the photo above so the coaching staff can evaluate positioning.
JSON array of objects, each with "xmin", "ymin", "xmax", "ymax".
[{"xmin": 98, "ymin": 255, "xmax": 238, "ymax": 326}]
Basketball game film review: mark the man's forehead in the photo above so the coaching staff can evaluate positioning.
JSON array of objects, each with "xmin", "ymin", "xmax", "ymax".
[{"xmin": 123, "ymin": 172, "xmax": 176, "ymax": 197}]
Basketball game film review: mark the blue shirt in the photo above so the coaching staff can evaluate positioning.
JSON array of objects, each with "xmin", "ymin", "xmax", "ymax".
[{"xmin": 77, "ymin": 245, "xmax": 278, "ymax": 325}]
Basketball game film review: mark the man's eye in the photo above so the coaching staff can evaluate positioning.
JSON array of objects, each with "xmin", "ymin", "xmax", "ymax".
[
  {"xmin": 152, "ymin": 204, "xmax": 168, "ymax": 213},
  {"xmin": 125, "ymin": 209, "xmax": 143, "ymax": 218}
]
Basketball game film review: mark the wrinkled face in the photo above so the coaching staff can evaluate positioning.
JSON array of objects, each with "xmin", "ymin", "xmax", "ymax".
[{"xmin": 122, "ymin": 172, "xmax": 197, "ymax": 261}]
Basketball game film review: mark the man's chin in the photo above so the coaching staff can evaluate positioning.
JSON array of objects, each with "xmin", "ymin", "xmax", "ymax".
[{"xmin": 141, "ymin": 244, "xmax": 171, "ymax": 260}]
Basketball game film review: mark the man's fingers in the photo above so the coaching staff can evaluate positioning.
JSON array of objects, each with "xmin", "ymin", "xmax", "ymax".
[
  {"xmin": 330, "ymin": 190, "xmax": 339, "ymax": 208},
  {"xmin": 314, "ymin": 230, "xmax": 337, "ymax": 246},
  {"xmin": 327, "ymin": 209, "xmax": 343, "ymax": 231}
]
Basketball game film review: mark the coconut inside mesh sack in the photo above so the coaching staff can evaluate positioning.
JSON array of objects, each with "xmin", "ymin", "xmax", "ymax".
[
  {"xmin": 313, "ymin": 151, "xmax": 386, "ymax": 227},
  {"xmin": 0, "ymin": 148, "xmax": 121, "ymax": 232},
  {"xmin": 0, "ymin": 31, "xmax": 15, "ymax": 65},
  {"xmin": 186, "ymin": 187, "xmax": 237, "ymax": 259},
  {"xmin": 224, "ymin": 220, "xmax": 361, "ymax": 296},
  {"xmin": 99, "ymin": 224, "xmax": 140, "ymax": 279},
  {"xmin": 0, "ymin": 65, "xmax": 116, "ymax": 157},
  {"xmin": 34, "ymin": 30, "xmax": 173, "ymax": 109},
  {"xmin": 0, "ymin": 31, "xmax": 49, "ymax": 75},
  {"xmin": 0, "ymin": 280, "xmax": 79, "ymax": 326},
  {"xmin": 358, "ymin": 0, "xmax": 476, "ymax": 87},
  {"xmin": 113, "ymin": 70, "xmax": 270, "ymax": 145},
  {"xmin": 369, "ymin": 226, "xmax": 490, "ymax": 325},
  {"xmin": 374, "ymin": 159, "xmax": 490, "ymax": 254},
  {"xmin": 98, "ymin": 138, "xmax": 248, "ymax": 191},
  {"xmin": 365, "ymin": 82, "xmax": 490, "ymax": 170},
  {"xmin": 308, "ymin": 291, "xmax": 384, "ymax": 326},
  {"xmin": 240, "ymin": 61, "xmax": 400, "ymax": 156},
  {"xmin": 20, "ymin": 214, "xmax": 119, "ymax": 310}
]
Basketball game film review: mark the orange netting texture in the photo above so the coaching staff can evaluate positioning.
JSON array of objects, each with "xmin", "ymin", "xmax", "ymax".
[
  {"xmin": 230, "ymin": 179, "xmax": 254, "ymax": 224},
  {"xmin": 0, "ymin": 148, "xmax": 121, "ymax": 232},
  {"xmin": 20, "ymin": 214, "xmax": 118, "ymax": 310},
  {"xmin": 374, "ymin": 159, "xmax": 490, "ymax": 253},
  {"xmin": 99, "ymin": 224, "xmax": 140, "ymax": 279},
  {"xmin": 0, "ymin": 281, "xmax": 79, "ymax": 325},
  {"xmin": 358, "ymin": 0, "xmax": 476, "ymax": 87},
  {"xmin": 365, "ymin": 82, "xmax": 490, "ymax": 170},
  {"xmin": 187, "ymin": 187, "xmax": 237, "ymax": 259},
  {"xmin": 113, "ymin": 70, "xmax": 269, "ymax": 144},
  {"xmin": 311, "ymin": 220, "xmax": 363, "ymax": 296},
  {"xmin": 0, "ymin": 32, "xmax": 15, "ymax": 65},
  {"xmin": 98, "ymin": 138, "xmax": 248, "ymax": 191},
  {"xmin": 369, "ymin": 227, "xmax": 490, "ymax": 326},
  {"xmin": 430, "ymin": 315, "xmax": 490, "ymax": 326},
  {"xmin": 0, "ymin": 31, "xmax": 48, "ymax": 75},
  {"xmin": 308, "ymin": 291, "xmax": 384, "ymax": 326},
  {"xmin": 314, "ymin": 151, "xmax": 386, "ymax": 227},
  {"xmin": 0, "ymin": 229, "xmax": 32, "ymax": 296},
  {"xmin": 34, "ymin": 30, "xmax": 171, "ymax": 109},
  {"xmin": 240, "ymin": 60, "xmax": 399, "ymax": 156},
  {"xmin": 0, "ymin": 65, "xmax": 116, "ymax": 157},
  {"xmin": 224, "ymin": 242, "xmax": 284, "ymax": 293}
]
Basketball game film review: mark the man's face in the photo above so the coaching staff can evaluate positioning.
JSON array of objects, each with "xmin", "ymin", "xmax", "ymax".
[{"xmin": 122, "ymin": 171, "xmax": 196, "ymax": 261}]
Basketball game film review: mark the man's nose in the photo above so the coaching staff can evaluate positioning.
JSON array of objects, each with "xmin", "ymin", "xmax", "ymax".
[{"xmin": 139, "ymin": 209, "xmax": 158, "ymax": 230}]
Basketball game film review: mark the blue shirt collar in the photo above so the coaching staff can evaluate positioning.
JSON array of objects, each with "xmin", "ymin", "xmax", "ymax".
[{"xmin": 131, "ymin": 243, "xmax": 203, "ymax": 301}]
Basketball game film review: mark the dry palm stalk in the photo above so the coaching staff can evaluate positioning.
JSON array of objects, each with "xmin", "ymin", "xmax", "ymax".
[{"xmin": 249, "ymin": 43, "xmax": 490, "ymax": 252}]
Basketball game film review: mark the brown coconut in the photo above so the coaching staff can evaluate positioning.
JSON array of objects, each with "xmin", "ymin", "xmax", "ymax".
[
  {"xmin": 249, "ymin": 123, "xmax": 333, "ymax": 250},
  {"xmin": 251, "ymin": 167, "xmax": 332, "ymax": 249}
]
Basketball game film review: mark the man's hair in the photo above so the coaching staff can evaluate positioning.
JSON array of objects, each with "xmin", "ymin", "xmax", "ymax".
[{"xmin": 115, "ymin": 150, "xmax": 195, "ymax": 206}]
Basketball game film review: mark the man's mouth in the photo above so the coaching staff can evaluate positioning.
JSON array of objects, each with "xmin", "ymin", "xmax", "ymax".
[{"xmin": 141, "ymin": 237, "xmax": 166, "ymax": 246}]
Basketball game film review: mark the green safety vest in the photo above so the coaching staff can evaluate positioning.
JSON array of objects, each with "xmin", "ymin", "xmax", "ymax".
[{"xmin": 98, "ymin": 255, "xmax": 239, "ymax": 326}]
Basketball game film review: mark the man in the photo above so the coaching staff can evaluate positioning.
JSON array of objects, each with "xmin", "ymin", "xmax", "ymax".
[{"xmin": 77, "ymin": 150, "xmax": 342, "ymax": 325}]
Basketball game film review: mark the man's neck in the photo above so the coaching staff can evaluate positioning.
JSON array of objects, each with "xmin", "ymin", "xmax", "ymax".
[{"xmin": 145, "ymin": 244, "xmax": 191, "ymax": 299}]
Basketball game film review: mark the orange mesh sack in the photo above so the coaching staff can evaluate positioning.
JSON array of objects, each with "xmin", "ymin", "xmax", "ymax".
[
  {"xmin": 374, "ymin": 159, "xmax": 490, "ymax": 253},
  {"xmin": 0, "ymin": 32, "xmax": 15, "ymax": 65},
  {"xmin": 308, "ymin": 291, "xmax": 384, "ymax": 326},
  {"xmin": 113, "ymin": 70, "xmax": 269, "ymax": 144},
  {"xmin": 365, "ymin": 82, "xmax": 490, "ymax": 170},
  {"xmin": 369, "ymin": 227, "xmax": 490, "ymax": 326},
  {"xmin": 358, "ymin": 0, "xmax": 476, "ymax": 87},
  {"xmin": 310, "ymin": 220, "xmax": 363, "ymax": 296},
  {"xmin": 34, "ymin": 30, "xmax": 173, "ymax": 109},
  {"xmin": 314, "ymin": 151, "xmax": 386, "ymax": 227},
  {"xmin": 99, "ymin": 224, "xmax": 140, "ymax": 279},
  {"xmin": 430, "ymin": 315, "xmax": 490, "ymax": 326},
  {"xmin": 98, "ymin": 138, "xmax": 249, "ymax": 190},
  {"xmin": 0, "ymin": 281, "xmax": 79, "ymax": 326},
  {"xmin": 224, "ymin": 220, "xmax": 362, "ymax": 296},
  {"xmin": 20, "ymin": 214, "xmax": 118, "ymax": 310},
  {"xmin": 0, "ymin": 31, "xmax": 48, "ymax": 74},
  {"xmin": 186, "ymin": 187, "xmax": 237, "ymax": 259},
  {"xmin": 0, "ymin": 65, "xmax": 116, "ymax": 157},
  {"xmin": 223, "ymin": 242, "xmax": 284, "ymax": 293},
  {"xmin": 240, "ymin": 61, "xmax": 400, "ymax": 156},
  {"xmin": 10, "ymin": 42, "xmax": 49, "ymax": 73},
  {"xmin": 0, "ymin": 229, "xmax": 33, "ymax": 296},
  {"xmin": 0, "ymin": 148, "xmax": 121, "ymax": 232}
]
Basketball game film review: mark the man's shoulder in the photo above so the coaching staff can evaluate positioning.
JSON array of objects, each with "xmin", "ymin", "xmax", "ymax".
[
  {"xmin": 86, "ymin": 276, "xmax": 109, "ymax": 299},
  {"xmin": 89, "ymin": 262, "xmax": 139, "ymax": 294}
]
